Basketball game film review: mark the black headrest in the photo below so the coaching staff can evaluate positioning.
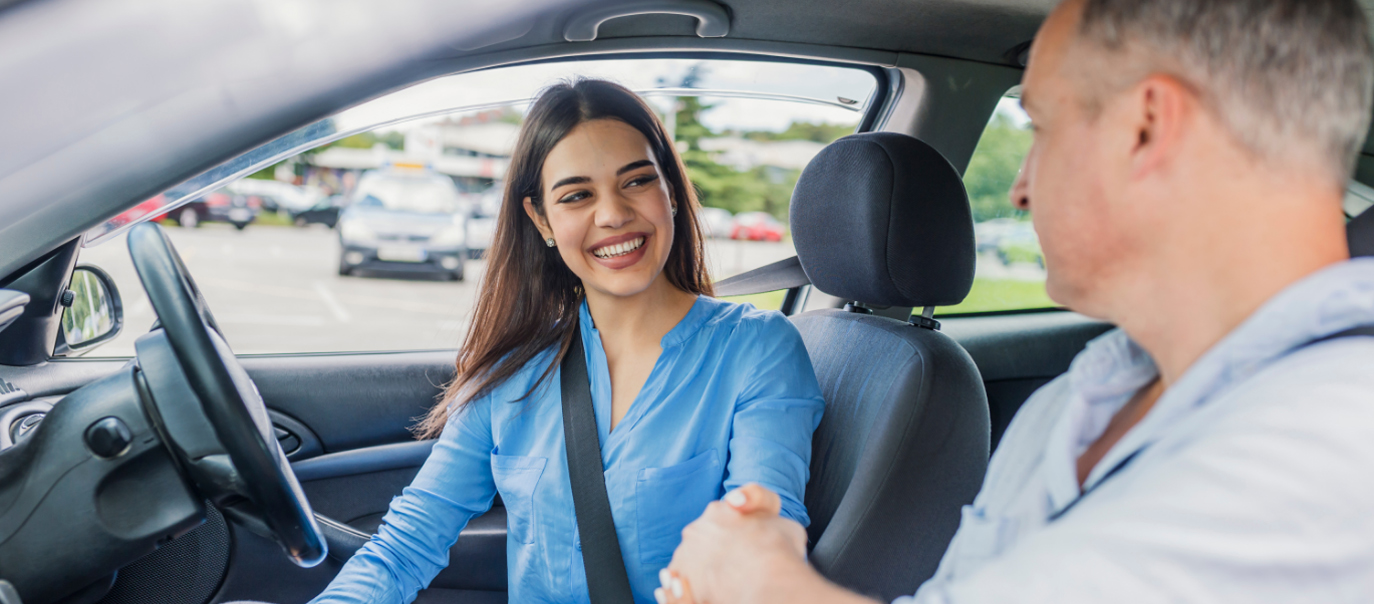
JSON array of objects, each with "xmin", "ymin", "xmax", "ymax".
[
  {"xmin": 1350, "ymin": 204, "xmax": 1374, "ymax": 257},
  {"xmin": 790, "ymin": 132, "xmax": 975, "ymax": 308}
]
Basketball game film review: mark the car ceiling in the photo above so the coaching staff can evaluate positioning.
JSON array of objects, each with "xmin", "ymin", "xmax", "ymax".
[{"xmin": 2, "ymin": 0, "xmax": 1374, "ymax": 281}]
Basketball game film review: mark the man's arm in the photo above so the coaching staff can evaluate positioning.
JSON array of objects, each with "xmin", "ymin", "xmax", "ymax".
[{"xmin": 662, "ymin": 484, "xmax": 879, "ymax": 604}]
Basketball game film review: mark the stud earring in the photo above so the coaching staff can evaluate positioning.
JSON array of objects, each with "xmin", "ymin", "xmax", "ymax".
[
  {"xmin": 671, "ymin": 205, "xmax": 678, "ymax": 217},
  {"xmin": 545, "ymin": 237, "xmax": 556, "ymax": 248}
]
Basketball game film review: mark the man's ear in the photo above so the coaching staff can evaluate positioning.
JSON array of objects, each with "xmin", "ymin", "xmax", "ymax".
[
  {"xmin": 523, "ymin": 196, "xmax": 552, "ymax": 240},
  {"xmin": 1127, "ymin": 74, "xmax": 1192, "ymax": 179}
]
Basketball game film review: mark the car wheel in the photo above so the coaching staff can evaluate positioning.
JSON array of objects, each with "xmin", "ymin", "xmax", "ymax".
[
  {"xmin": 233, "ymin": 222, "xmax": 248, "ymax": 231},
  {"xmin": 294, "ymin": 216, "xmax": 307, "ymax": 227},
  {"xmin": 337, "ymin": 261, "xmax": 351, "ymax": 276},
  {"xmin": 451, "ymin": 269, "xmax": 465, "ymax": 282},
  {"xmin": 178, "ymin": 208, "xmax": 199, "ymax": 228}
]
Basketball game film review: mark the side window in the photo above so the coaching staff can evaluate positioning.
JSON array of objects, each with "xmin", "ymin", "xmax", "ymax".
[
  {"xmin": 938, "ymin": 94, "xmax": 1056, "ymax": 315},
  {"xmin": 80, "ymin": 59, "xmax": 877, "ymax": 356}
]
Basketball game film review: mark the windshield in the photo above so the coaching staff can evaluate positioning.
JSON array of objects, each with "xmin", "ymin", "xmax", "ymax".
[{"xmin": 353, "ymin": 175, "xmax": 461, "ymax": 215}]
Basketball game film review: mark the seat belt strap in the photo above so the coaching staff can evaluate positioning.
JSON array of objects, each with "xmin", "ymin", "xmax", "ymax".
[
  {"xmin": 561, "ymin": 327, "xmax": 636, "ymax": 604},
  {"xmin": 713, "ymin": 255, "xmax": 809, "ymax": 297}
]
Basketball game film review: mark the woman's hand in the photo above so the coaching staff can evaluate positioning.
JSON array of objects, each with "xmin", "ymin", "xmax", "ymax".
[{"xmin": 659, "ymin": 484, "xmax": 810, "ymax": 604}]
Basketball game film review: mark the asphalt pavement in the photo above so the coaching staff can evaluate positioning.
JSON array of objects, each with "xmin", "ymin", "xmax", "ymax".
[{"xmin": 78, "ymin": 223, "xmax": 796, "ymax": 357}]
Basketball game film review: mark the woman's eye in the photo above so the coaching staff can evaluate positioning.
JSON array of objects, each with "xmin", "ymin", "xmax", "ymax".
[
  {"xmin": 626, "ymin": 174, "xmax": 659, "ymax": 188},
  {"xmin": 557, "ymin": 191, "xmax": 590, "ymax": 204}
]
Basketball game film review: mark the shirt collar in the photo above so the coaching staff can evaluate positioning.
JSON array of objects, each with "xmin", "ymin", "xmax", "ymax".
[
  {"xmin": 578, "ymin": 294, "xmax": 712, "ymax": 349},
  {"xmin": 1046, "ymin": 258, "xmax": 1374, "ymax": 511}
]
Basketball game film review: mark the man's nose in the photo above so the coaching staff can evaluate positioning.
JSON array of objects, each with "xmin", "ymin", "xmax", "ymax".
[{"xmin": 1009, "ymin": 160, "xmax": 1031, "ymax": 212}]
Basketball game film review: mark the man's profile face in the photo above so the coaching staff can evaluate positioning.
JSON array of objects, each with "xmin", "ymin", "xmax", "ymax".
[{"xmin": 1010, "ymin": 0, "xmax": 1127, "ymax": 317}]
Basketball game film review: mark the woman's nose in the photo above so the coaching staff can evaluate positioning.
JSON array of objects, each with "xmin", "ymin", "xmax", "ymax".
[{"xmin": 594, "ymin": 192, "xmax": 636, "ymax": 229}]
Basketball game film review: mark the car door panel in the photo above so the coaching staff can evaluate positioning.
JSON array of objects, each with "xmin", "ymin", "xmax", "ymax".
[
  {"xmin": 238, "ymin": 352, "xmax": 511, "ymax": 600},
  {"xmin": 943, "ymin": 311, "xmax": 1113, "ymax": 450},
  {"xmin": 239, "ymin": 351, "xmax": 456, "ymax": 453}
]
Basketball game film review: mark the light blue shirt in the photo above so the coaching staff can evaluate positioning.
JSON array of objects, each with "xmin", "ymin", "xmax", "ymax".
[
  {"xmin": 903, "ymin": 258, "xmax": 1374, "ymax": 603},
  {"xmin": 311, "ymin": 296, "xmax": 825, "ymax": 604}
]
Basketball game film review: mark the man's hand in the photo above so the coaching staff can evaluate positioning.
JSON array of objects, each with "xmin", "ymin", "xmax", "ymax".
[{"xmin": 659, "ymin": 484, "xmax": 875, "ymax": 604}]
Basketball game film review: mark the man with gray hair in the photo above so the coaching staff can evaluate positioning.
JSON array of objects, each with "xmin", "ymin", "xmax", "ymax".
[{"xmin": 658, "ymin": 0, "xmax": 1374, "ymax": 602}]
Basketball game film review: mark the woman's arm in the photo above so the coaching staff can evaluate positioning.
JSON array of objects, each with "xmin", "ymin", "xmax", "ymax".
[
  {"xmin": 723, "ymin": 313, "xmax": 826, "ymax": 526},
  {"xmin": 309, "ymin": 400, "xmax": 498, "ymax": 604}
]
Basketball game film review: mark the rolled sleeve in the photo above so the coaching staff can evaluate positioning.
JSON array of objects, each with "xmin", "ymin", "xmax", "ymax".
[{"xmin": 724, "ymin": 313, "xmax": 826, "ymax": 527}]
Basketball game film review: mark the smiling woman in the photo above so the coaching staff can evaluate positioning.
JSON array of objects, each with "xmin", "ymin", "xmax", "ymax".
[{"xmin": 307, "ymin": 79, "xmax": 826, "ymax": 604}]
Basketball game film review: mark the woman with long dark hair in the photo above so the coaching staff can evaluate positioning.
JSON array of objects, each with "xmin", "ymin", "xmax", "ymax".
[{"xmin": 309, "ymin": 79, "xmax": 824, "ymax": 604}]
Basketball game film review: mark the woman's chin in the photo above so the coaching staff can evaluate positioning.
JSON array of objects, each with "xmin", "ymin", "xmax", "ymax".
[
  {"xmin": 582, "ymin": 263, "xmax": 675, "ymax": 301},
  {"xmin": 585, "ymin": 276, "xmax": 658, "ymax": 300}
]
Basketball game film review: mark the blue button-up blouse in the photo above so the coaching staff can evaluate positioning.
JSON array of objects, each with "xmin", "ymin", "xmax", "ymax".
[{"xmin": 309, "ymin": 296, "xmax": 825, "ymax": 604}]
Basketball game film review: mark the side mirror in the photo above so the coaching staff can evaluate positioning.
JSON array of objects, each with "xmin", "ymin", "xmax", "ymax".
[{"xmin": 55, "ymin": 265, "xmax": 123, "ymax": 356}]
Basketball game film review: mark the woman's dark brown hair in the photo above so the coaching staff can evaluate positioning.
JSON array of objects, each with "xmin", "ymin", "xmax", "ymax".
[{"xmin": 415, "ymin": 79, "xmax": 713, "ymax": 439}]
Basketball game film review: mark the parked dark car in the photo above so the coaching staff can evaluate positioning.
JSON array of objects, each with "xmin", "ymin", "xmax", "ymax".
[
  {"xmin": 290, "ymin": 194, "xmax": 346, "ymax": 228},
  {"xmin": 158, "ymin": 184, "xmax": 259, "ymax": 230}
]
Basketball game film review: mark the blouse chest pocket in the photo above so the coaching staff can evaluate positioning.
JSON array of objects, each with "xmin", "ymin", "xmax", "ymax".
[
  {"xmin": 635, "ymin": 450, "xmax": 723, "ymax": 568},
  {"xmin": 492, "ymin": 454, "xmax": 548, "ymax": 545}
]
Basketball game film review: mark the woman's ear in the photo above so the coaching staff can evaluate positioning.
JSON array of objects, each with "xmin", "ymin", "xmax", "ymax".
[{"xmin": 523, "ymin": 196, "xmax": 552, "ymax": 240}]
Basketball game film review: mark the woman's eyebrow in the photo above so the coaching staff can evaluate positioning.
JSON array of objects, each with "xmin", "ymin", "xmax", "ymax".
[
  {"xmin": 616, "ymin": 159, "xmax": 654, "ymax": 176},
  {"xmin": 550, "ymin": 175, "xmax": 590, "ymax": 190},
  {"xmin": 549, "ymin": 159, "xmax": 653, "ymax": 191}
]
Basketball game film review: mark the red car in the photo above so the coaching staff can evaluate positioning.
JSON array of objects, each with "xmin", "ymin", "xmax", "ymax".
[
  {"xmin": 730, "ymin": 211, "xmax": 786, "ymax": 242},
  {"xmin": 105, "ymin": 194, "xmax": 170, "ymax": 229},
  {"xmin": 104, "ymin": 188, "xmax": 262, "ymax": 230}
]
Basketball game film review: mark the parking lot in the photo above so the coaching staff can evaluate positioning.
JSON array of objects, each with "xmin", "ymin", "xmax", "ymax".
[{"xmin": 78, "ymin": 223, "xmax": 797, "ymax": 356}]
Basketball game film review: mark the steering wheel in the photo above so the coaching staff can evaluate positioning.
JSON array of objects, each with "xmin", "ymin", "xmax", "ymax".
[{"xmin": 127, "ymin": 222, "xmax": 325, "ymax": 567}]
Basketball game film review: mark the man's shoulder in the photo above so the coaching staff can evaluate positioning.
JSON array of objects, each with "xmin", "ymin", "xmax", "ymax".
[{"xmin": 1212, "ymin": 335, "xmax": 1374, "ymax": 429}]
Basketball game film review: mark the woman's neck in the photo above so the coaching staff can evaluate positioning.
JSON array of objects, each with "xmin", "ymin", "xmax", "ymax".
[{"xmin": 584, "ymin": 277, "xmax": 698, "ymax": 353}]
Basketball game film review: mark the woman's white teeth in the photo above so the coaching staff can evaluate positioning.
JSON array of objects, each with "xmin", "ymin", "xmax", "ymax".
[{"xmin": 594, "ymin": 237, "xmax": 645, "ymax": 259}]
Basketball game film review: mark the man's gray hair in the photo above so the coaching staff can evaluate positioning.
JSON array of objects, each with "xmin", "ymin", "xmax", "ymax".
[{"xmin": 1075, "ymin": 0, "xmax": 1374, "ymax": 179}]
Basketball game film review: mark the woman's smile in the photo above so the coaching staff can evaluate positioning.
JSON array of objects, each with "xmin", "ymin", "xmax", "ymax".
[{"xmin": 590, "ymin": 233, "xmax": 649, "ymax": 268}]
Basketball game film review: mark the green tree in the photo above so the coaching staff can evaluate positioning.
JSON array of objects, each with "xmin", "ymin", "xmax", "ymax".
[
  {"xmin": 246, "ymin": 130, "xmax": 406, "ymax": 180},
  {"xmin": 741, "ymin": 121, "xmax": 853, "ymax": 144},
  {"xmin": 675, "ymin": 96, "xmax": 715, "ymax": 151},
  {"xmin": 674, "ymin": 98, "xmax": 800, "ymax": 220},
  {"xmin": 963, "ymin": 112, "xmax": 1033, "ymax": 222},
  {"xmin": 331, "ymin": 131, "xmax": 404, "ymax": 150}
]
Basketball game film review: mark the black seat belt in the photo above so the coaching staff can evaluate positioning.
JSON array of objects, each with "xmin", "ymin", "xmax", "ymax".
[
  {"xmin": 1050, "ymin": 324, "xmax": 1374, "ymax": 523},
  {"xmin": 561, "ymin": 327, "xmax": 636, "ymax": 604}
]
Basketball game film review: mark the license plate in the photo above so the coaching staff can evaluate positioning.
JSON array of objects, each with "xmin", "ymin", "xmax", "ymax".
[
  {"xmin": 228, "ymin": 208, "xmax": 251, "ymax": 221},
  {"xmin": 377, "ymin": 245, "xmax": 427, "ymax": 262}
]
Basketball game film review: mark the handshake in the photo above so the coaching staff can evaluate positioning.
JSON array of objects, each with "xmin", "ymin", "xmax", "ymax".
[{"xmin": 654, "ymin": 484, "xmax": 874, "ymax": 604}]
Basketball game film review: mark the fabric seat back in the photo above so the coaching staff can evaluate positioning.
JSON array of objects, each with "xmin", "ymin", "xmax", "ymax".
[{"xmin": 788, "ymin": 133, "xmax": 990, "ymax": 600}]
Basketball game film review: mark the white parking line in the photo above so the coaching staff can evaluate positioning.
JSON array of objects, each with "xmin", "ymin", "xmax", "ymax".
[{"xmin": 312, "ymin": 281, "xmax": 353, "ymax": 323}]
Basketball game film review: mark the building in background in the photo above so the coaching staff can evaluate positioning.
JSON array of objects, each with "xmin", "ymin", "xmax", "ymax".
[{"xmin": 306, "ymin": 110, "xmax": 518, "ymax": 195}]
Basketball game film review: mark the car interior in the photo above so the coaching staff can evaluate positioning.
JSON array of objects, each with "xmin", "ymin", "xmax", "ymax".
[{"xmin": 2, "ymin": 0, "xmax": 1374, "ymax": 603}]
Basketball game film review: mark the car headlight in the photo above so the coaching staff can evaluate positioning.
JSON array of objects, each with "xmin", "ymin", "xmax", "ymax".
[
  {"xmin": 340, "ymin": 221, "xmax": 375, "ymax": 244},
  {"xmin": 430, "ymin": 224, "xmax": 466, "ymax": 247}
]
